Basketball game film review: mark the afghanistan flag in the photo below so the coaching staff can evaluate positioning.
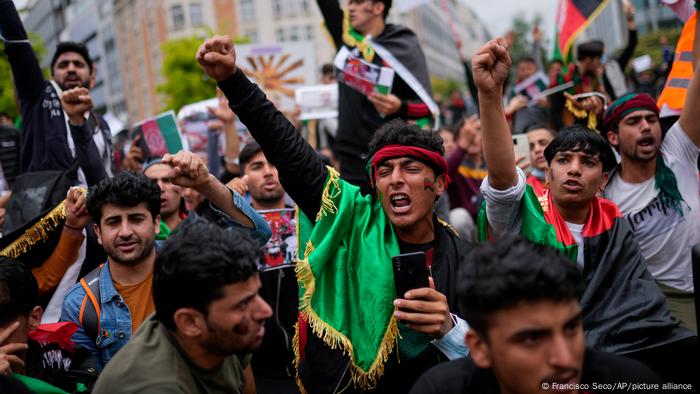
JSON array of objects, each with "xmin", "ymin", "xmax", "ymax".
[
  {"xmin": 553, "ymin": 0, "xmax": 610, "ymax": 63},
  {"xmin": 478, "ymin": 186, "xmax": 693, "ymax": 354},
  {"xmin": 130, "ymin": 110, "xmax": 185, "ymax": 161}
]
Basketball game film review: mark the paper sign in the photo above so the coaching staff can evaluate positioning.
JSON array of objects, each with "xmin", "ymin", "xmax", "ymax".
[
  {"xmin": 334, "ymin": 47, "xmax": 395, "ymax": 96},
  {"xmin": 632, "ymin": 55, "xmax": 653, "ymax": 73},
  {"xmin": 513, "ymin": 71, "xmax": 550, "ymax": 100},
  {"xmin": 258, "ymin": 208, "xmax": 297, "ymax": 271},
  {"xmin": 295, "ymin": 84, "xmax": 339, "ymax": 120}
]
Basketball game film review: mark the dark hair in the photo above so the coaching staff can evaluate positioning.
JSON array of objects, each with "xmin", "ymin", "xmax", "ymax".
[
  {"xmin": 577, "ymin": 40, "xmax": 604, "ymax": 60},
  {"xmin": 87, "ymin": 171, "xmax": 161, "ymax": 225},
  {"xmin": 50, "ymin": 41, "xmax": 94, "ymax": 74},
  {"xmin": 365, "ymin": 119, "xmax": 444, "ymax": 165},
  {"xmin": 153, "ymin": 218, "xmax": 261, "ymax": 330},
  {"xmin": 516, "ymin": 56, "xmax": 537, "ymax": 66},
  {"xmin": 458, "ymin": 236, "xmax": 583, "ymax": 336},
  {"xmin": 0, "ymin": 257, "xmax": 39, "ymax": 325},
  {"xmin": 321, "ymin": 63, "xmax": 335, "ymax": 76},
  {"xmin": 544, "ymin": 125, "xmax": 617, "ymax": 172},
  {"xmin": 239, "ymin": 141, "xmax": 263, "ymax": 174},
  {"xmin": 373, "ymin": 0, "xmax": 392, "ymax": 19},
  {"xmin": 524, "ymin": 123, "xmax": 555, "ymax": 135}
]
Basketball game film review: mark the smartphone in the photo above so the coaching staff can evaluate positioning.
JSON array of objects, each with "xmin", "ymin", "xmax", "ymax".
[
  {"xmin": 392, "ymin": 252, "xmax": 430, "ymax": 298},
  {"xmin": 513, "ymin": 134, "xmax": 531, "ymax": 169}
]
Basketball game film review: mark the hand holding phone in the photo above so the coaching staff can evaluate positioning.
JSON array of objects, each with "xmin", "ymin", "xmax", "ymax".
[{"xmin": 392, "ymin": 252, "xmax": 429, "ymax": 298}]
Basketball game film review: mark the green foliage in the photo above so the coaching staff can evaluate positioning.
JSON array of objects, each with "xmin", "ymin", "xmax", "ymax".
[
  {"xmin": 0, "ymin": 32, "xmax": 47, "ymax": 122},
  {"xmin": 431, "ymin": 76, "xmax": 461, "ymax": 99},
  {"xmin": 631, "ymin": 27, "xmax": 682, "ymax": 67},
  {"xmin": 508, "ymin": 14, "xmax": 546, "ymax": 65},
  {"xmin": 157, "ymin": 35, "xmax": 251, "ymax": 112}
]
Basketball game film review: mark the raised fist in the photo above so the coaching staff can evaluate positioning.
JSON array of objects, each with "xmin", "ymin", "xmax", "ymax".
[
  {"xmin": 472, "ymin": 38, "xmax": 511, "ymax": 99},
  {"xmin": 196, "ymin": 35, "xmax": 237, "ymax": 82}
]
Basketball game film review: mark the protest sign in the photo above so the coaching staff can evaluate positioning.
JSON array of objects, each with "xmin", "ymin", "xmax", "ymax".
[
  {"xmin": 334, "ymin": 46, "xmax": 395, "ymax": 96},
  {"xmin": 130, "ymin": 111, "xmax": 186, "ymax": 161},
  {"xmin": 295, "ymin": 84, "xmax": 338, "ymax": 120},
  {"xmin": 258, "ymin": 208, "xmax": 297, "ymax": 271}
]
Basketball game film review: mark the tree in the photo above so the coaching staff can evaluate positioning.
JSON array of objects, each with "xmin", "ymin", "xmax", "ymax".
[
  {"xmin": 157, "ymin": 35, "xmax": 250, "ymax": 113},
  {"xmin": 507, "ymin": 14, "xmax": 546, "ymax": 65},
  {"xmin": 0, "ymin": 32, "xmax": 47, "ymax": 122}
]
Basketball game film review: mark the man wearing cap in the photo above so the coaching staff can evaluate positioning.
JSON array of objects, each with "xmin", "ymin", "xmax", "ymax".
[
  {"xmin": 0, "ymin": 0, "xmax": 112, "ymax": 186},
  {"xmin": 603, "ymin": 91, "xmax": 700, "ymax": 333}
]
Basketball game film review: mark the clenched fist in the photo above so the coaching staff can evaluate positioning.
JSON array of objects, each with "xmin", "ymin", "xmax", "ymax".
[
  {"xmin": 196, "ymin": 35, "xmax": 238, "ymax": 82},
  {"xmin": 472, "ymin": 38, "xmax": 511, "ymax": 99},
  {"xmin": 61, "ymin": 87, "xmax": 93, "ymax": 126}
]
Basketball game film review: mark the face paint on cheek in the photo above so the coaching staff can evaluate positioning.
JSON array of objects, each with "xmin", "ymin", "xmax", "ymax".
[{"xmin": 423, "ymin": 178, "xmax": 435, "ymax": 192}]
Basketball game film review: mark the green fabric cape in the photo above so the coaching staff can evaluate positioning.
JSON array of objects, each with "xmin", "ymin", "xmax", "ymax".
[{"xmin": 294, "ymin": 167, "xmax": 400, "ymax": 389}]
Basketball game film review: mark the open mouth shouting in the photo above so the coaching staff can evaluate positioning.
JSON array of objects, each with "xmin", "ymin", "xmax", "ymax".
[
  {"xmin": 636, "ymin": 135, "xmax": 656, "ymax": 154},
  {"xmin": 561, "ymin": 178, "xmax": 583, "ymax": 193},
  {"xmin": 390, "ymin": 193, "xmax": 412, "ymax": 214}
]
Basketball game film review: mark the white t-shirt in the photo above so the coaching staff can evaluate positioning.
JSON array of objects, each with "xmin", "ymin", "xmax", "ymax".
[
  {"xmin": 479, "ymin": 168, "xmax": 586, "ymax": 269},
  {"xmin": 603, "ymin": 122, "xmax": 700, "ymax": 292}
]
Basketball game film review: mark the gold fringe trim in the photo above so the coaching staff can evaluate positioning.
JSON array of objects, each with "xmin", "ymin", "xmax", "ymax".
[
  {"xmin": 437, "ymin": 217, "xmax": 458, "ymax": 237},
  {"xmin": 293, "ymin": 168, "xmax": 400, "ymax": 390},
  {"xmin": 0, "ymin": 200, "xmax": 67, "ymax": 258},
  {"xmin": 565, "ymin": 99, "xmax": 598, "ymax": 131}
]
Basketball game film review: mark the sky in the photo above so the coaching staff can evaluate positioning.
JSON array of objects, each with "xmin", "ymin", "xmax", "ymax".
[{"xmin": 464, "ymin": 0, "xmax": 560, "ymax": 38}]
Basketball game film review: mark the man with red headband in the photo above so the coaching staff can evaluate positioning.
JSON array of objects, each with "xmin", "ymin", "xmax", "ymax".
[
  {"xmin": 193, "ymin": 35, "xmax": 470, "ymax": 393},
  {"xmin": 603, "ymin": 91, "xmax": 700, "ymax": 333}
]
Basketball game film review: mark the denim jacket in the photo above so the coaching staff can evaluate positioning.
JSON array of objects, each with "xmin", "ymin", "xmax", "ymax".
[{"xmin": 60, "ymin": 188, "xmax": 271, "ymax": 371}]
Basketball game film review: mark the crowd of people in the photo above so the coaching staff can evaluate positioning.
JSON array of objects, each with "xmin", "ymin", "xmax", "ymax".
[{"xmin": 0, "ymin": 0, "xmax": 698, "ymax": 392}]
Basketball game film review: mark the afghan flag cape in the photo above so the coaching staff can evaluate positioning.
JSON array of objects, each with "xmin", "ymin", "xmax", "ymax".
[
  {"xmin": 554, "ymin": 0, "xmax": 609, "ymax": 62},
  {"xmin": 478, "ymin": 186, "xmax": 691, "ymax": 353},
  {"xmin": 294, "ymin": 167, "xmax": 400, "ymax": 389}
]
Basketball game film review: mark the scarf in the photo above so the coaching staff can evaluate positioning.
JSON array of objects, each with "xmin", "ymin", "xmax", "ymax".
[{"xmin": 294, "ymin": 167, "xmax": 400, "ymax": 389}]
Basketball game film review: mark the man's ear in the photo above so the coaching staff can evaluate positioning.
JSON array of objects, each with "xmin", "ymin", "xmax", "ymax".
[
  {"xmin": 173, "ymin": 308, "xmax": 206, "ymax": 337},
  {"xmin": 373, "ymin": 1, "xmax": 386, "ymax": 17},
  {"xmin": 465, "ymin": 330, "xmax": 492, "ymax": 369},
  {"xmin": 89, "ymin": 64, "xmax": 97, "ymax": 89},
  {"xmin": 435, "ymin": 173, "xmax": 447, "ymax": 196},
  {"xmin": 28, "ymin": 306, "xmax": 43, "ymax": 330},
  {"xmin": 606, "ymin": 130, "xmax": 618, "ymax": 148},
  {"xmin": 599, "ymin": 171, "xmax": 610, "ymax": 193},
  {"xmin": 154, "ymin": 214, "xmax": 161, "ymax": 235},
  {"xmin": 93, "ymin": 223, "xmax": 103, "ymax": 246},
  {"xmin": 545, "ymin": 165, "xmax": 551, "ymax": 184}
]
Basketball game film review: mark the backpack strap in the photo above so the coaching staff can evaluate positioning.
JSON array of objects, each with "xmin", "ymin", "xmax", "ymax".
[{"xmin": 78, "ymin": 264, "xmax": 103, "ymax": 343}]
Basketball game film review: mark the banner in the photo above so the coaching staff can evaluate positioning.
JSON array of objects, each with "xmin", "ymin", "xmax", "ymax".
[
  {"xmin": 130, "ymin": 111, "xmax": 186, "ymax": 161},
  {"xmin": 295, "ymin": 84, "xmax": 339, "ymax": 120},
  {"xmin": 236, "ymin": 42, "xmax": 317, "ymax": 112}
]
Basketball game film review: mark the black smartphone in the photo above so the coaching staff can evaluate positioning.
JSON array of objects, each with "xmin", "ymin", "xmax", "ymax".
[{"xmin": 392, "ymin": 252, "xmax": 429, "ymax": 298}]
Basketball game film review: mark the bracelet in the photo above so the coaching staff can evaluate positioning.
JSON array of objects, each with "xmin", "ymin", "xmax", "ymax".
[{"xmin": 63, "ymin": 223, "xmax": 83, "ymax": 231}]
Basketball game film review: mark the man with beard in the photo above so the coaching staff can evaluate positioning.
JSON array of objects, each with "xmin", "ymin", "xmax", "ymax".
[
  {"xmin": 60, "ymin": 171, "xmax": 270, "ymax": 371},
  {"xmin": 474, "ymin": 37, "xmax": 697, "ymax": 385},
  {"xmin": 603, "ymin": 92, "xmax": 700, "ymax": 333},
  {"xmin": 92, "ymin": 218, "xmax": 271, "ymax": 393},
  {"xmin": 411, "ymin": 236, "xmax": 663, "ymax": 394},
  {"xmin": 0, "ymin": 0, "xmax": 112, "ymax": 186},
  {"xmin": 195, "ymin": 35, "xmax": 470, "ymax": 393}
]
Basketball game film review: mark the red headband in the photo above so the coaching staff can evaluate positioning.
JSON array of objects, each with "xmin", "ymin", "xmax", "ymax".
[
  {"xmin": 369, "ymin": 145, "xmax": 451, "ymax": 189},
  {"xmin": 604, "ymin": 93, "xmax": 659, "ymax": 130}
]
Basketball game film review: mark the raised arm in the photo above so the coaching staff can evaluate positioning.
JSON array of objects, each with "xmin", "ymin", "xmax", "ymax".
[
  {"xmin": 472, "ymin": 38, "xmax": 517, "ymax": 190},
  {"xmin": 0, "ymin": 0, "xmax": 47, "ymax": 104},
  {"xmin": 678, "ymin": 12, "xmax": 700, "ymax": 147},
  {"xmin": 196, "ymin": 35, "xmax": 327, "ymax": 220},
  {"xmin": 316, "ymin": 0, "xmax": 344, "ymax": 49}
]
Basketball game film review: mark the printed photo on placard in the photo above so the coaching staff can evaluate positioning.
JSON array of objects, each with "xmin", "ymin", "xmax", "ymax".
[{"xmin": 258, "ymin": 208, "xmax": 297, "ymax": 271}]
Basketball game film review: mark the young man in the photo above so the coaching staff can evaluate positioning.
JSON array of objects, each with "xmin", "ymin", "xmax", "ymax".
[
  {"xmin": 315, "ymin": 0, "xmax": 436, "ymax": 187},
  {"xmin": 473, "ymin": 38, "xmax": 697, "ymax": 384},
  {"xmin": 60, "ymin": 170, "xmax": 270, "ymax": 371},
  {"xmin": 195, "ymin": 35, "xmax": 470, "ymax": 392},
  {"xmin": 143, "ymin": 160, "xmax": 185, "ymax": 241},
  {"xmin": 410, "ymin": 236, "xmax": 663, "ymax": 394},
  {"xmin": 0, "ymin": 0, "xmax": 112, "ymax": 186},
  {"xmin": 93, "ymin": 219, "xmax": 271, "ymax": 393},
  {"xmin": 0, "ymin": 258, "xmax": 94, "ymax": 392},
  {"xmin": 525, "ymin": 125, "xmax": 555, "ymax": 195}
]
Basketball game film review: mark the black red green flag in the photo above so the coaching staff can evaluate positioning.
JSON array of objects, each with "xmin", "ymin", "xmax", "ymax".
[{"xmin": 553, "ymin": 0, "xmax": 610, "ymax": 62}]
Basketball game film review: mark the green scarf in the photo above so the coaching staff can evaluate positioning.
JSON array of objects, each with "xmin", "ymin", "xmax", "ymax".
[
  {"xmin": 655, "ymin": 155, "xmax": 687, "ymax": 216},
  {"xmin": 294, "ymin": 167, "xmax": 400, "ymax": 389},
  {"xmin": 12, "ymin": 374, "xmax": 69, "ymax": 394},
  {"xmin": 156, "ymin": 219, "xmax": 171, "ymax": 241}
]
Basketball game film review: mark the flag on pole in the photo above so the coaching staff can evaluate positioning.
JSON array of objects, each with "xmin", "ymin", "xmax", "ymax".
[{"xmin": 554, "ymin": 0, "xmax": 610, "ymax": 62}]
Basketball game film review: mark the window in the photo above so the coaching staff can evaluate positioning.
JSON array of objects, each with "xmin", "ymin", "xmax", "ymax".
[
  {"xmin": 305, "ymin": 25, "xmax": 314, "ymax": 40},
  {"xmin": 190, "ymin": 2, "xmax": 203, "ymax": 27},
  {"xmin": 289, "ymin": 26, "xmax": 299, "ymax": 41},
  {"xmin": 275, "ymin": 28, "xmax": 285, "ymax": 42},
  {"xmin": 245, "ymin": 30, "xmax": 258, "ymax": 43},
  {"xmin": 272, "ymin": 0, "xmax": 282, "ymax": 17},
  {"xmin": 300, "ymin": 0, "xmax": 310, "ymax": 13},
  {"xmin": 171, "ymin": 4, "xmax": 185, "ymax": 30},
  {"xmin": 240, "ymin": 0, "xmax": 255, "ymax": 20}
]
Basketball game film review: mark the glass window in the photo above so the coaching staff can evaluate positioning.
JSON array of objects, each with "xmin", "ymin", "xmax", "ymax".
[
  {"xmin": 190, "ymin": 2, "xmax": 203, "ymax": 27},
  {"xmin": 240, "ymin": 0, "xmax": 255, "ymax": 20},
  {"xmin": 275, "ymin": 28, "xmax": 285, "ymax": 42},
  {"xmin": 171, "ymin": 4, "xmax": 185, "ymax": 30},
  {"xmin": 272, "ymin": 0, "xmax": 282, "ymax": 17}
]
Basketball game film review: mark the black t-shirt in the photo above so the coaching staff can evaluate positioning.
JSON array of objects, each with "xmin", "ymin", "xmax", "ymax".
[{"xmin": 409, "ymin": 349, "xmax": 664, "ymax": 394}]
